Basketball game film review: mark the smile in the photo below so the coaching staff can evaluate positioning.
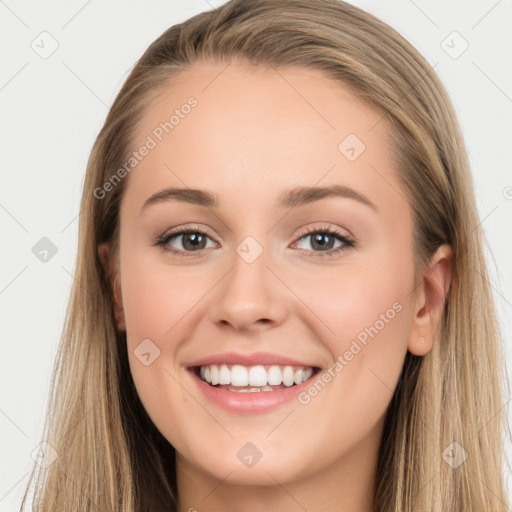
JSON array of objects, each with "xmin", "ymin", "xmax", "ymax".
[
  {"xmin": 197, "ymin": 364, "xmax": 316, "ymax": 392},
  {"xmin": 187, "ymin": 352, "xmax": 322, "ymax": 413}
]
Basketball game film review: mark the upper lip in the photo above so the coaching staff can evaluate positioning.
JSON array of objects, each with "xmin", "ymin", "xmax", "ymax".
[{"xmin": 187, "ymin": 351, "xmax": 318, "ymax": 368}]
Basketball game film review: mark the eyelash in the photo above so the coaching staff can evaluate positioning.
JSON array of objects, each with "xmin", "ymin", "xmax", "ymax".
[{"xmin": 154, "ymin": 223, "xmax": 356, "ymax": 259}]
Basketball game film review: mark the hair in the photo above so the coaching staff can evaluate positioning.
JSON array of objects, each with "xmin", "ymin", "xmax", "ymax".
[{"xmin": 21, "ymin": 0, "xmax": 510, "ymax": 510}]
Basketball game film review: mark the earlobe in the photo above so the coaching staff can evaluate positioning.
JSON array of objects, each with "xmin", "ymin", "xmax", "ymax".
[
  {"xmin": 98, "ymin": 243, "xmax": 126, "ymax": 331},
  {"xmin": 407, "ymin": 243, "xmax": 453, "ymax": 356}
]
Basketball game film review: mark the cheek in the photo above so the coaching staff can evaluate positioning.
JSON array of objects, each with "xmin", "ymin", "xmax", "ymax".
[
  {"xmin": 120, "ymin": 250, "xmax": 203, "ymax": 342},
  {"xmin": 119, "ymin": 253, "xmax": 197, "ymax": 449},
  {"xmin": 288, "ymin": 250, "xmax": 413, "ymax": 351},
  {"xmin": 119, "ymin": 248, "xmax": 225, "ymax": 438},
  {"xmin": 288, "ymin": 252, "xmax": 414, "ymax": 423}
]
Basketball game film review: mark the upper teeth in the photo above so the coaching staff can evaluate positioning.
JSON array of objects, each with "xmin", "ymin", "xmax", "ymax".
[{"xmin": 199, "ymin": 364, "xmax": 313, "ymax": 387}]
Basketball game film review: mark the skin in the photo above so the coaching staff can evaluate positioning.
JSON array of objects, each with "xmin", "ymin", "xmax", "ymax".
[{"xmin": 99, "ymin": 60, "xmax": 452, "ymax": 512}]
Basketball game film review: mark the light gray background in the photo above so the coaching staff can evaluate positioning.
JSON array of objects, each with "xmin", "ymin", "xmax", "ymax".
[{"xmin": 1, "ymin": 0, "xmax": 511, "ymax": 509}]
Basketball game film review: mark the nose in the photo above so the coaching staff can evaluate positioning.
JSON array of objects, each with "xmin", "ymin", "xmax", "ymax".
[{"xmin": 208, "ymin": 244, "xmax": 289, "ymax": 333}]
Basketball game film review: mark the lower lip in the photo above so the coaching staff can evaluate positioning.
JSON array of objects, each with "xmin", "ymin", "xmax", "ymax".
[{"xmin": 189, "ymin": 370, "xmax": 316, "ymax": 414}]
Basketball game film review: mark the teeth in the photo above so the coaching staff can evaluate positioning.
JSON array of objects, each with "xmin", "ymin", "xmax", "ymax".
[
  {"xmin": 268, "ymin": 365, "xmax": 282, "ymax": 385},
  {"xmin": 282, "ymin": 366, "xmax": 294, "ymax": 387},
  {"xmin": 218, "ymin": 364, "xmax": 230, "ymax": 385},
  {"xmin": 231, "ymin": 365, "xmax": 249, "ymax": 386},
  {"xmin": 211, "ymin": 365, "xmax": 219, "ymax": 385},
  {"xmin": 198, "ymin": 363, "xmax": 315, "ymax": 389},
  {"xmin": 302, "ymin": 367, "xmax": 313, "ymax": 381},
  {"xmin": 226, "ymin": 385, "xmax": 281, "ymax": 393},
  {"xmin": 249, "ymin": 365, "xmax": 267, "ymax": 386}
]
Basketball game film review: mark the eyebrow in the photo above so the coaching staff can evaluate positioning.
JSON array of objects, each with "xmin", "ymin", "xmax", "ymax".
[{"xmin": 140, "ymin": 184, "xmax": 377, "ymax": 213}]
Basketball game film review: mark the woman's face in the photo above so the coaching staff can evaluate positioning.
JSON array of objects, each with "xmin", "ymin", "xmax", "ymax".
[{"xmin": 112, "ymin": 60, "xmax": 429, "ymax": 490}]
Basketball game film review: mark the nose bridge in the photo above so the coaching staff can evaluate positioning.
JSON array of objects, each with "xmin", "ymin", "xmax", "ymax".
[{"xmin": 208, "ymin": 235, "xmax": 288, "ymax": 330}]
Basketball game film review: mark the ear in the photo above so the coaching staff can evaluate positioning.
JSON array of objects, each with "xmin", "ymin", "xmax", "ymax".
[
  {"xmin": 408, "ymin": 243, "xmax": 453, "ymax": 356},
  {"xmin": 98, "ymin": 243, "xmax": 126, "ymax": 332}
]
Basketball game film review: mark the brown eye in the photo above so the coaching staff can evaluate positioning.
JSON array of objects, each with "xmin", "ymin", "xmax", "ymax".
[
  {"xmin": 176, "ymin": 232, "xmax": 208, "ymax": 251},
  {"xmin": 156, "ymin": 228, "xmax": 217, "ymax": 257}
]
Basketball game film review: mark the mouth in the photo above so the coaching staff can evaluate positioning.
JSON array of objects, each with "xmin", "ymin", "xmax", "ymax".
[
  {"xmin": 186, "ymin": 352, "xmax": 322, "ymax": 413},
  {"xmin": 192, "ymin": 363, "xmax": 321, "ymax": 393}
]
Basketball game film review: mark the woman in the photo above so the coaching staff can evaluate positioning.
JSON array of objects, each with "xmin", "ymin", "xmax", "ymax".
[{"xmin": 21, "ymin": 0, "xmax": 510, "ymax": 510}]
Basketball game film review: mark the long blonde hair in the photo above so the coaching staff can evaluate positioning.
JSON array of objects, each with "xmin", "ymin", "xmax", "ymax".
[{"xmin": 21, "ymin": 0, "xmax": 510, "ymax": 510}]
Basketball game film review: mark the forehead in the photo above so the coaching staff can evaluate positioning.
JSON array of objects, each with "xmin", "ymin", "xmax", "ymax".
[{"xmin": 123, "ymin": 60, "xmax": 406, "ymax": 220}]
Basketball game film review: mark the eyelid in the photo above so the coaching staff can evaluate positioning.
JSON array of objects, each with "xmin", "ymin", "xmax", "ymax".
[
  {"xmin": 159, "ymin": 223, "xmax": 219, "ymax": 242},
  {"xmin": 294, "ymin": 223, "xmax": 354, "ymax": 243}
]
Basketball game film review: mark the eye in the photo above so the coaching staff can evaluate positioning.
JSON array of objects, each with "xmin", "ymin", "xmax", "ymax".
[
  {"xmin": 291, "ymin": 224, "xmax": 355, "ymax": 258},
  {"xmin": 155, "ymin": 226, "xmax": 217, "ymax": 257},
  {"xmin": 154, "ymin": 223, "xmax": 356, "ymax": 258}
]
